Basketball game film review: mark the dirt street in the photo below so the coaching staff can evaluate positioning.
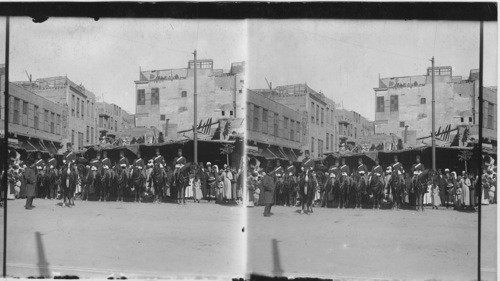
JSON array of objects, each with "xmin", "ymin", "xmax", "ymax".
[
  {"xmin": 1, "ymin": 199, "xmax": 245, "ymax": 279},
  {"xmin": 247, "ymin": 204, "xmax": 489, "ymax": 280}
]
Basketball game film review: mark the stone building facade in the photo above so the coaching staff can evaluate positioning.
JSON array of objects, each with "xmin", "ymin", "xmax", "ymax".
[
  {"xmin": 247, "ymin": 89, "xmax": 304, "ymax": 161},
  {"xmin": 374, "ymin": 66, "xmax": 497, "ymax": 146},
  {"xmin": 96, "ymin": 101, "xmax": 135, "ymax": 139},
  {"xmin": 16, "ymin": 76, "xmax": 98, "ymax": 150},
  {"xmin": 134, "ymin": 59, "xmax": 245, "ymax": 139},
  {"xmin": 1, "ymin": 67, "xmax": 68, "ymax": 153},
  {"xmin": 253, "ymin": 84, "xmax": 338, "ymax": 159}
]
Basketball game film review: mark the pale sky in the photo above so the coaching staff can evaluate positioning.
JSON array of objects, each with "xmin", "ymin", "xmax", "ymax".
[
  {"xmin": 0, "ymin": 17, "xmax": 247, "ymax": 113},
  {"xmin": 0, "ymin": 18, "xmax": 497, "ymax": 120},
  {"xmin": 247, "ymin": 20, "xmax": 498, "ymax": 120}
]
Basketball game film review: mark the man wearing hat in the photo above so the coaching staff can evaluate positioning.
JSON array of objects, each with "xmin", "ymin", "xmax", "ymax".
[
  {"xmin": 340, "ymin": 158, "xmax": 352, "ymax": 186},
  {"xmin": 118, "ymin": 150, "xmax": 130, "ymax": 169},
  {"xmin": 101, "ymin": 151, "xmax": 111, "ymax": 171},
  {"xmin": 356, "ymin": 158, "xmax": 368, "ymax": 187},
  {"xmin": 173, "ymin": 148, "xmax": 186, "ymax": 184},
  {"xmin": 328, "ymin": 159, "xmax": 341, "ymax": 179},
  {"xmin": 64, "ymin": 143, "xmax": 76, "ymax": 166},
  {"xmin": 262, "ymin": 164, "xmax": 276, "ymax": 217},
  {"xmin": 411, "ymin": 155, "xmax": 425, "ymax": 187},
  {"xmin": 153, "ymin": 148, "xmax": 166, "ymax": 167},
  {"xmin": 369, "ymin": 158, "xmax": 384, "ymax": 189},
  {"xmin": 301, "ymin": 150, "xmax": 314, "ymax": 172},
  {"xmin": 133, "ymin": 151, "xmax": 145, "ymax": 172},
  {"xmin": 24, "ymin": 161, "xmax": 37, "ymax": 210},
  {"xmin": 34, "ymin": 152, "xmax": 46, "ymax": 174},
  {"xmin": 46, "ymin": 154, "xmax": 58, "ymax": 199}
]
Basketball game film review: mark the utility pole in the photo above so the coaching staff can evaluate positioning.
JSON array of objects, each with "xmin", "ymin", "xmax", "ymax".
[
  {"xmin": 3, "ymin": 16, "xmax": 9, "ymax": 278},
  {"xmin": 477, "ymin": 21, "xmax": 484, "ymax": 281},
  {"xmin": 193, "ymin": 50, "xmax": 198, "ymax": 164},
  {"xmin": 431, "ymin": 57, "xmax": 436, "ymax": 171}
]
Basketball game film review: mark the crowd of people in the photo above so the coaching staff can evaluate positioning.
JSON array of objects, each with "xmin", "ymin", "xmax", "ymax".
[
  {"xmin": 246, "ymin": 150, "xmax": 497, "ymax": 216},
  {"xmin": 0, "ymin": 144, "xmax": 244, "ymax": 209}
]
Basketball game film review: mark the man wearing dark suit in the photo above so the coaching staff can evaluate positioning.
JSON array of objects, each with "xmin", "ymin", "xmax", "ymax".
[
  {"xmin": 199, "ymin": 162, "xmax": 209, "ymax": 199},
  {"xmin": 24, "ymin": 162, "xmax": 37, "ymax": 210},
  {"xmin": 263, "ymin": 165, "xmax": 276, "ymax": 217}
]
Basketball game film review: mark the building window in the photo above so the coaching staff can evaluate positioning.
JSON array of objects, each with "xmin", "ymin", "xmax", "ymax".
[
  {"xmin": 72, "ymin": 95, "xmax": 75, "ymax": 116},
  {"xmin": 274, "ymin": 113, "xmax": 279, "ymax": 137},
  {"xmin": 160, "ymin": 114, "xmax": 166, "ymax": 121},
  {"xmin": 99, "ymin": 116, "xmax": 104, "ymax": 128},
  {"xmin": 44, "ymin": 110, "xmax": 49, "ymax": 131},
  {"xmin": 318, "ymin": 140, "xmax": 323, "ymax": 156},
  {"xmin": 91, "ymin": 127, "xmax": 94, "ymax": 144},
  {"xmin": 87, "ymin": 100, "xmax": 90, "ymax": 117},
  {"xmin": 33, "ymin": 105, "xmax": 39, "ymax": 129},
  {"xmin": 253, "ymin": 105, "xmax": 260, "ymax": 131},
  {"xmin": 262, "ymin": 109, "xmax": 268, "ymax": 122},
  {"xmin": 311, "ymin": 102, "xmax": 315, "ymax": 123},
  {"xmin": 390, "ymin": 95, "xmax": 399, "ymax": 112},
  {"xmin": 56, "ymin": 114, "xmax": 61, "ymax": 135},
  {"xmin": 137, "ymin": 89, "xmax": 146, "ymax": 105},
  {"xmin": 321, "ymin": 108, "xmax": 324, "ymax": 126},
  {"xmin": 330, "ymin": 133, "xmax": 333, "ymax": 151},
  {"xmin": 75, "ymin": 100, "xmax": 79, "ymax": 117},
  {"xmin": 326, "ymin": 133, "xmax": 329, "ymax": 150},
  {"xmin": 487, "ymin": 102, "xmax": 494, "ymax": 129},
  {"xmin": 86, "ymin": 126, "xmax": 90, "ymax": 142},
  {"xmin": 290, "ymin": 120, "xmax": 294, "ymax": 141},
  {"xmin": 222, "ymin": 111, "xmax": 225, "ymax": 116},
  {"xmin": 13, "ymin": 98, "xmax": 20, "ymax": 125},
  {"xmin": 81, "ymin": 101, "xmax": 85, "ymax": 119},
  {"xmin": 284, "ymin": 117, "xmax": 288, "ymax": 129},
  {"xmin": 400, "ymin": 121, "xmax": 405, "ymax": 127},
  {"xmin": 296, "ymin": 122, "xmax": 300, "ymax": 143},
  {"xmin": 311, "ymin": 137, "xmax": 315, "ymax": 154},
  {"xmin": 78, "ymin": 132, "xmax": 83, "ymax": 149},
  {"xmin": 230, "ymin": 111, "xmax": 233, "ymax": 116},
  {"xmin": 376, "ymin": 96, "xmax": 384, "ymax": 112},
  {"xmin": 316, "ymin": 105, "xmax": 319, "ymax": 125},
  {"xmin": 420, "ymin": 98, "xmax": 426, "ymax": 104},
  {"xmin": 460, "ymin": 117, "xmax": 464, "ymax": 123},
  {"xmin": 50, "ymin": 112, "xmax": 55, "ymax": 134},
  {"xmin": 331, "ymin": 109, "xmax": 334, "ymax": 124},
  {"xmin": 181, "ymin": 91, "xmax": 187, "ymax": 98},
  {"xmin": 91, "ymin": 102, "xmax": 94, "ymax": 118},
  {"xmin": 151, "ymin": 88, "xmax": 160, "ymax": 105},
  {"xmin": 72, "ymin": 130, "xmax": 75, "ymax": 146},
  {"xmin": 469, "ymin": 117, "xmax": 472, "ymax": 123},
  {"xmin": 22, "ymin": 101, "xmax": 28, "ymax": 115},
  {"xmin": 115, "ymin": 120, "xmax": 117, "ymax": 132}
]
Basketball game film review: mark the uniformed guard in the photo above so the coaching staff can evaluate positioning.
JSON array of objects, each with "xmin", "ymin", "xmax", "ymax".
[
  {"xmin": 301, "ymin": 150, "xmax": 314, "ymax": 172},
  {"xmin": 35, "ymin": 152, "xmax": 46, "ymax": 174},
  {"xmin": 173, "ymin": 148, "xmax": 186, "ymax": 183},
  {"xmin": 328, "ymin": 159, "xmax": 341, "ymax": 179},
  {"xmin": 134, "ymin": 151, "xmax": 145, "ymax": 171},
  {"xmin": 47, "ymin": 154, "xmax": 57, "ymax": 171},
  {"xmin": 286, "ymin": 160, "xmax": 296, "ymax": 177},
  {"xmin": 369, "ymin": 158, "xmax": 384, "ymax": 188},
  {"xmin": 340, "ymin": 158, "xmax": 350, "ymax": 176},
  {"xmin": 90, "ymin": 153, "xmax": 101, "ymax": 173},
  {"xmin": 357, "ymin": 158, "xmax": 368, "ymax": 186},
  {"xmin": 273, "ymin": 160, "xmax": 284, "ymax": 182},
  {"xmin": 64, "ymin": 144, "xmax": 76, "ymax": 166},
  {"xmin": 411, "ymin": 155, "xmax": 425, "ymax": 186},
  {"xmin": 153, "ymin": 148, "xmax": 166, "ymax": 167},
  {"xmin": 118, "ymin": 150, "xmax": 130, "ymax": 169},
  {"xmin": 391, "ymin": 155, "xmax": 404, "ymax": 176},
  {"xmin": 101, "ymin": 151, "xmax": 111, "ymax": 171}
]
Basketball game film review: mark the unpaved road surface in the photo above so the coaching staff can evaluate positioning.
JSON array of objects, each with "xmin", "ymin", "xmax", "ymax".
[
  {"xmin": 247, "ymin": 204, "xmax": 491, "ymax": 280},
  {"xmin": 2, "ymin": 199, "xmax": 245, "ymax": 279}
]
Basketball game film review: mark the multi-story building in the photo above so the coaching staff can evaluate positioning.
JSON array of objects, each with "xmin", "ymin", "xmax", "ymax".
[
  {"xmin": 247, "ymin": 89, "xmax": 304, "ymax": 161},
  {"xmin": 16, "ymin": 76, "xmax": 98, "ymax": 150},
  {"xmin": 1, "ymin": 65, "xmax": 68, "ymax": 153},
  {"xmin": 134, "ymin": 59, "xmax": 245, "ymax": 139},
  {"xmin": 96, "ymin": 101, "xmax": 135, "ymax": 139},
  {"xmin": 252, "ymin": 84, "xmax": 337, "ymax": 158},
  {"xmin": 374, "ymin": 66, "xmax": 497, "ymax": 146},
  {"xmin": 334, "ymin": 107, "xmax": 374, "ymax": 146}
]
